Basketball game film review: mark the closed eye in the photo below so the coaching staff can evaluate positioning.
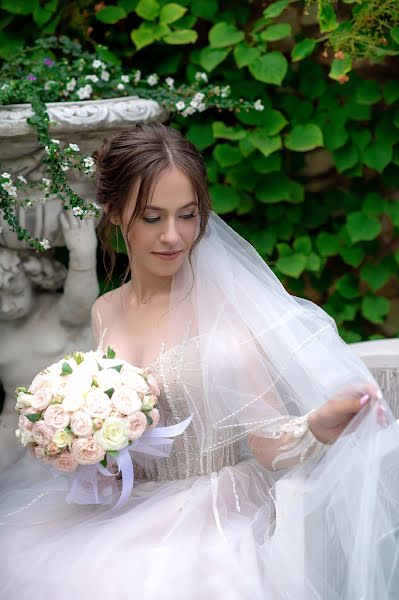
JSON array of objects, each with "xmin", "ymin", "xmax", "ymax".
[{"xmin": 143, "ymin": 213, "xmax": 197, "ymax": 223}]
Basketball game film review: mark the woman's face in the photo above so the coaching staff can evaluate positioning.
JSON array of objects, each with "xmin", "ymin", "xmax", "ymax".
[{"xmin": 121, "ymin": 167, "xmax": 199, "ymax": 277}]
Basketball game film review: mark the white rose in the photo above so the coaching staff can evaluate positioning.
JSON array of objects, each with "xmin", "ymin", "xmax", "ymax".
[
  {"xmin": 15, "ymin": 392, "xmax": 33, "ymax": 409},
  {"xmin": 111, "ymin": 385, "xmax": 141, "ymax": 415},
  {"xmin": 61, "ymin": 388, "xmax": 85, "ymax": 412},
  {"xmin": 52, "ymin": 429, "xmax": 75, "ymax": 448},
  {"xmin": 29, "ymin": 372, "xmax": 57, "ymax": 394},
  {"xmin": 83, "ymin": 389, "xmax": 112, "ymax": 419},
  {"xmin": 31, "ymin": 389, "xmax": 53, "ymax": 411},
  {"xmin": 94, "ymin": 417, "xmax": 129, "ymax": 451},
  {"xmin": 16, "ymin": 428, "xmax": 35, "ymax": 446},
  {"xmin": 70, "ymin": 411, "xmax": 93, "ymax": 437},
  {"xmin": 120, "ymin": 370, "xmax": 149, "ymax": 395},
  {"xmin": 125, "ymin": 412, "xmax": 147, "ymax": 440},
  {"xmin": 141, "ymin": 394, "xmax": 158, "ymax": 411},
  {"xmin": 97, "ymin": 368, "xmax": 122, "ymax": 392}
]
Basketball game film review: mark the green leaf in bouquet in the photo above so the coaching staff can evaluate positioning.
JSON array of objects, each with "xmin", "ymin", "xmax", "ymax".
[
  {"xmin": 107, "ymin": 450, "xmax": 119, "ymax": 457},
  {"xmin": 107, "ymin": 347, "xmax": 116, "ymax": 359},
  {"xmin": 92, "ymin": 376, "xmax": 99, "ymax": 387},
  {"xmin": 61, "ymin": 362, "xmax": 73, "ymax": 376},
  {"xmin": 15, "ymin": 386, "xmax": 29, "ymax": 395},
  {"xmin": 100, "ymin": 458, "xmax": 107, "ymax": 468},
  {"xmin": 73, "ymin": 352, "xmax": 84, "ymax": 365},
  {"xmin": 64, "ymin": 427, "xmax": 72, "ymax": 433},
  {"xmin": 104, "ymin": 388, "xmax": 115, "ymax": 399},
  {"xmin": 145, "ymin": 413, "xmax": 154, "ymax": 426},
  {"xmin": 26, "ymin": 412, "xmax": 42, "ymax": 423},
  {"xmin": 111, "ymin": 365, "xmax": 123, "ymax": 373}
]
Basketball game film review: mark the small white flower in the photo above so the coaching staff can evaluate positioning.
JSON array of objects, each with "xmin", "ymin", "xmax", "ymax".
[
  {"xmin": 165, "ymin": 77, "xmax": 174, "ymax": 88},
  {"xmin": 51, "ymin": 139, "xmax": 60, "ymax": 145},
  {"xmin": 182, "ymin": 107, "xmax": 196, "ymax": 117},
  {"xmin": 85, "ymin": 74, "xmax": 99, "ymax": 83},
  {"xmin": 220, "ymin": 85, "xmax": 231, "ymax": 98},
  {"xmin": 100, "ymin": 70, "xmax": 110, "ymax": 82},
  {"xmin": 44, "ymin": 80, "xmax": 56, "ymax": 90},
  {"xmin": 77, "ymin": 84, "xmax": 93, "ymax": 100},
  {"xmin": 117, "ymin": 83, "xmax": 125, "ymax": 90},
  {"xmin": 72, "ymin": 206, "xmax": 84, "ymax": 217},
  {"xmin": 1, "ymin": 84, "xmax": 10, "ymax": 91},
  {"xmin": 147, "ymin": 74, "xmax": 158, "ymax": 86},
  {"xmin": 1, "ymin": 182, "xmax": 17, "ymax": 197},
  {"xmin": 121, "ymin": 75, "xmax": 129, "ymax": 83},
  {"xmin": 60, "ymin": 163, "xmax": 70, "ymax": 172},
  {"xmin": 194, "ymin": 92, "xmax": 205, "ymax": 102},
  {"xmin": 40, "ymin": 239, "xmax": 50, "ymax": 250},
  {"xmin": 83, "ymin": 156, "xmax": 95, "ymax": 174},
  {"xmin": 44, "ymin": 146, "xmax": 51, "ymax": 155},
  {"xmin": 66, "ymin": 78, "xmax": 77, "ymax": 92},
  {"xmin": 17, "ymin": 175, "xmax": 27, "ymax": 184},
  {"xmin": 1, "ymin": 172, "xmax": 10, "ymax": 179},
  {"xmin": 190, "ymin": 99, "xmax": 200, "ymax": 109},
  {"xmin": 69, "ymin": 143, "xmax": 80, "ymax": 152},
  {"xmin": 133, "ymin": 69, "xmax": 141, "ymax": 84},
  {"xmin": 175, "ymin": 101, "xmax": 185, "ymax": 111},
  {"xmin": 197, "ymin": 102, "xmax": 206, "ymax": 112},
  {"xmin": 254, "ymin": 99, "xmax": 264, "ymax": 111},
  {"xmin": 42, "ymin": 178, "xmax": 51, "ymax": 188},
  {"xmin": 195, "ymin": 71, "xmax": 208, "ymax": 83},
  {"xmin": 92, "ymin": 59, "xmax": 106, "ymax": 70}
]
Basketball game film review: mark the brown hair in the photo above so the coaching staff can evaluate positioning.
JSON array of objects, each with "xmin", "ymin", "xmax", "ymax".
[{"xmin": 93, "ymin": 122, "xmax": 212, "ymax": 286}]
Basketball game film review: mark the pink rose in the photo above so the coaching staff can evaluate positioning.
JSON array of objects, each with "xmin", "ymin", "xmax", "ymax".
[
  {"xmin": 43, "ymin": 405, "xmax": 70, "ymax": 429},
  {"xmin": 146, "ymin": 408, "xmax": 160, "ymax": 431},
  {"xmin": 71, "ymin": 437, "xmax": 105, "ymax": 465},
  {"xmin": 31, "ymin": 421, "xmax": 55, "ymax": 446},
  {"xmin": 83, "ymin": 389, "xmax": 112, "ymax": 419},
  {"xmin": 53, "ymin": 450, "xmax": 78, "ymax": 472},
  {"xmin": 126, "ymin": 411, "xmax": 147, "ymax": 440},
  {"xmin": 19, "ymin": 407, "xmax": 38, "ymax": 430},
  {"xmin": 111, "ymin": 385, "xmax": 141, "ymax": 415},
  {"xmin": 47, "ymin": 441, "xmax": 62, "ymax": 456},
  {"xmin": 120, "ymin": 369, "xmax": 149, "ymax": 395},
  {"xmin": 146, "ymin": 373, "xmax": 160, "ymax": 397},
  {"xmin": 34, "ymin": 446, "xmax": 52, "ymax": 464},
  {"xmin": 70, "ymin": 411, "xmax": 93, "ymax": 437},
  {"xmin": 31, "ymin": 388, "xmax": 53, "ymax": 412},
  {"xmin": 29, "ymin": 372, "xmax": 56, "ymax": 394}
]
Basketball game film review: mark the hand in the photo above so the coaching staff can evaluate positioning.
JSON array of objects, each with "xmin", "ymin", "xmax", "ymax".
[
  {"xmin": 308, "ymin": 383, "xmax": 386, "ymax": 445},
  {"xmin": 60, "ymin": 209, "xmax": 97, "ymax": 269}
]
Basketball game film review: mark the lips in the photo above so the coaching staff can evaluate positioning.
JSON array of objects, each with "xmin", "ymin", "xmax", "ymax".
[{"xmin": 152, "ymin": 251, "xmax": 182, "ymax": 256}]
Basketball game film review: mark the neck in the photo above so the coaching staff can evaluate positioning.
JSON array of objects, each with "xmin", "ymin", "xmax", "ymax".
[{"xmin": 129, "ymin": 267, "xmax": 172, "ymax": 302}]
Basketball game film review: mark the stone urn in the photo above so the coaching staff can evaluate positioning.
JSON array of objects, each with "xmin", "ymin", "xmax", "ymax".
[{"xmin": 0, "ymin": 95, "xmax": 168, "ymax": 248}]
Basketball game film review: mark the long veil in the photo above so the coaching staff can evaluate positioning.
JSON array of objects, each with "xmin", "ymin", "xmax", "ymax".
[{"xmin": 161, "ymin": 210, "xmax": 399, "ymax": 598}]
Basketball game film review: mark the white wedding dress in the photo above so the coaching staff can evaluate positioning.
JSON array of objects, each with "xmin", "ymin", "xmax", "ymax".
[{"xmin": 1, "ymin": 329, "xmax": 398, "ymax": 600}]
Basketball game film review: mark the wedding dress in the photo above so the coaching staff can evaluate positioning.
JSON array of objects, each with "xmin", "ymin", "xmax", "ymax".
[{"xmin": 1, "ymin": 212, "xmax": 398, "ymax": 599}]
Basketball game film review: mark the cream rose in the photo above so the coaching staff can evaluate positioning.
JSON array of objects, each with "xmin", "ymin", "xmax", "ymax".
[
  {"xmin": 70, "ymin": 411, "xmax": 93, "ymax": 437},
  {"xmin": 141, "ymin": 394, "xmax": 158, "ymax": 412},
  {"xmin": 15, "ymin": 428, "xmax": 35, "ymax": 446},
  {"xmin": 96, "ymin": 367, "xmax": 122, "ymax": 392},
  {"xmin": 61, "ymin": 388, "xmax": 85, "ymax": 412},
  {"xmin": 31, "ymin": 388, "xmax": 53, "ymax": 412},
  {"xmin": 29, "ymin": 372, "xmax": 57, "ymax": 394},
  {"xmin": 15, "ymin": 392, "xmax": 33, "ymax": 409},
  {"xmin": 31, "ymin": 421, "xmax": 55, "ymax": 446},
  {"xmin": 83, "ymin": 389, "xmax": 112, "ymax": 419},
  {"xmin": 43, "ymin": 405, "xmax": 70, "ymax": 429},
  {"xmin": 146, "ymin": 408, "xmax": 160, "ymax": 431},
  {"xmin": 146, "ymin": 373, "xmax": 160, "ymax": 396},
  {"xmin": 52, "ymin": 429, "xmax": 75, "ymax": 448},
  {"xmin": 94, "ymin": 417, "xmax": 129, "ymax": 451},
  {"xmin": 120, "ymin": 369, "xmax": 149, "ymax": 395},
  {"xmin": 125, "ymin": 412, "xmax": 147, "ymax": 440},
  {"xmin": 71, "ymin": 437, "xmax": 105, "ymax": 465},
  {"xmin": 111, "ymin": 385, "xmax": 142, "ymax": 415},
  {"xmin": 53, "ymin": 450, "xmax": 79, "ymax": 472}
]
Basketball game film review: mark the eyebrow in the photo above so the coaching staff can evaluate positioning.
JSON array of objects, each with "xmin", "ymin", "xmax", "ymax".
[{"xmin": 144, "ymin": 201, "xmax": 198, "ymax": 211}]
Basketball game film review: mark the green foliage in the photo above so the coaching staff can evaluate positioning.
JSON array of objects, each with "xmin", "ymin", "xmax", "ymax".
[{"xmin": 0, "ymin": 0, "xmax": 398, "ymax": 339}]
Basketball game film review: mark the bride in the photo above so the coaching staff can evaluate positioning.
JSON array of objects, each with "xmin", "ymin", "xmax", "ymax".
[{"xmin": 0, "ymin": 122, "xmax": 398, "ymax": 599}]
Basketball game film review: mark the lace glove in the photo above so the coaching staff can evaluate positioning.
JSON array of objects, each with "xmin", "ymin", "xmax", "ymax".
[{"xmin": 248, "ymin": 410, "xmax": 329, "ymax": 472}]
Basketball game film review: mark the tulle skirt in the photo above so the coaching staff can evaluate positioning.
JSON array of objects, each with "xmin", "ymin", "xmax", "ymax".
[{"xmin": 1, "ymin": 408, "xmax": 399, "ymax": 600}]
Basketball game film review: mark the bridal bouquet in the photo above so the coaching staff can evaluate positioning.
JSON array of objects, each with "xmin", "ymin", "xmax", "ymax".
[{"xmin": 14, "ymin": 347, "xmax": 192, "ymax": 510}]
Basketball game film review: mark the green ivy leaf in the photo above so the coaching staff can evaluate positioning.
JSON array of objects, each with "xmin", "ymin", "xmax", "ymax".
[
  {"xmin": 284, "ymin": 124, "xmax": 323, "ymax": 152},
  {"xmin": 135, "ymin": 0, "xmax": 160, "ymax": 20},
  {"xmin": 233, "ymin": 44, "xmax": 260, "ymax": 68},
  {"xmin": 323, "ymin": 124, "xmax": 348, "ymax": 151},
  {"xmin": 361, "ymin": 296, "xmax": 390, "ymax": 324},
  {"xmin": 163, "ymin": 29, "xmax": 198, "ymax": 44},
  {"xmin": 247, "ymin": 131, "xmax": 282, "ymax": 157},
  {"xmin": 249, "ymin": 52, "xmax": 288, "ymax": 85},
  {"xmin": 362, "ymin": 140, "xmax": 393, "ymax": 173},
  {"xmin": 318, "ymin": 4, "xmax": 338, "ymax": 32},
  {"xmin": 340, "ymin": 245, "xmax": 365, "ymax": 268},
  {"xmin": 276, "ymin": 253, "xmax": 307, "ymax": 278},
  {"xmin": 316, "ymin": 232, "xmax": 341, "ymax": 257},
  {"xmin": 159, "ymin": 3, "xmax": 187, "ymax": 24},
  {"xmin": 390, "ymin": 27, "xmax": 399, "ymax": 45},
  {"xmin": 212, "ymin": 121, "xmax": 246, "ymax": 141},
  {"xmin": 257, "ymin": 174, "xmax": 292, "ymax": 203},
  {"xmin": 260, "ymin": 23, "xmax": 291, "ymax": 42},
  {"xmin": 96, "ymin": 6, "xmax": 127, "ymax": 23},
  {"xmin": 363, "ymin": 192, "xmax": 386, "ymax": 216},
  {"xmin": 291, "ymin": 38, "xmax": 316, "ymax": 62},
  {"xmin": 253, "ymin": 153, "xmax": 282, "ymax": 174},
  {"xmin": 191, "ymin": 0, "xmax": 218, "ymax": 19},
  {"xmin": 107, "ymin": 346, "xmax": 116, "ymax": 359},
  {"xmin": 360, "ymin": 260, "xmax": 392, "ymax": 292},
  {"xmin": 2, "ymin": 0, "xmax": 39, "ymax": 14},
  {"xmin": 263, "ymin": 0, "xmax": 289, "ymax": 19},
  {"xmin": 306, "ymin": 252, "xmax": 321, "ymax": 272},
  {"xmin": 293, "ymin": 235, "xmax": 312, "ymax": 255},
  {"xmin": 209, "ymin": 22, "xmax": 245, "ymax": 48},
  {"xmin": 61, "ymin": 362, "xmax": 73, "ymax": 376},
  {"xmin": 383, "ymin": 80, "xmax": 399, "ymax": 105},
  {"xmin": 199, "ymin": 46, "xmax": 230, "ymax": 71},
  {"xmin": 209, "ymin": 184, "xmax": 240, "ymax": 214},
  {"xmin": 355, "ymin": 80, "xmax": 382, "ymax": 105},
  {"xmin": 131, "ymin": 22, "xmax": 157, "ymax": 50},
  {"xmin": 257, "ymin": 110, "xmax": 288, "ymax": 136},
  {"xmin": 333, "ymin": 144, "xmax": 359, "ymax": 172},
  {"xmin": 187, "ymin": 123, "xmax": 214, "ymax": 150},
  {"xmin": 336, "ymin": 274, "xmax": 360, "ymax": 299},
  {"xmin": 346, "ymin": 212, "xmax": 381, "ymax": 243},
  {"xmin": 329, "ymin": 55, "xmax": 352, "ymax": 81},
  {"xmin": 213, "ymin": 144, "xmax": 242, "ymax": 167}
]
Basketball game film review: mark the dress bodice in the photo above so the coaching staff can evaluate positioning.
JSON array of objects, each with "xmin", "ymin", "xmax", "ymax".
[{"xmin": 134, "ymin": 335, "xmax": 241, "ymax": 482}]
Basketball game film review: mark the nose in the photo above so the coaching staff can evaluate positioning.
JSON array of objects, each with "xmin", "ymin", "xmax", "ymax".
[{"xmin": 159, "ymin": 217, "xmax": 181, "ymax": 246}]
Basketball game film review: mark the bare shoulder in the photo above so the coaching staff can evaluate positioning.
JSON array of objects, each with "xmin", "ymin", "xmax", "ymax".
[{"xmin": 91, "ymin": 284, "xmax": 127, "ymax": 343}]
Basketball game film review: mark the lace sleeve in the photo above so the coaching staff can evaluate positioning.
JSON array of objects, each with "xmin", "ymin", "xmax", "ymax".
[{"xmin": 248, "ymin": 410, "xmax": 329, "ymax": 472}]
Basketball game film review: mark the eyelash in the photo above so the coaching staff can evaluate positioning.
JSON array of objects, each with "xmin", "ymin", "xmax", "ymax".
[{"xmin": 143, "ymin": 213, "xmax": 197, "ymax": 223}]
